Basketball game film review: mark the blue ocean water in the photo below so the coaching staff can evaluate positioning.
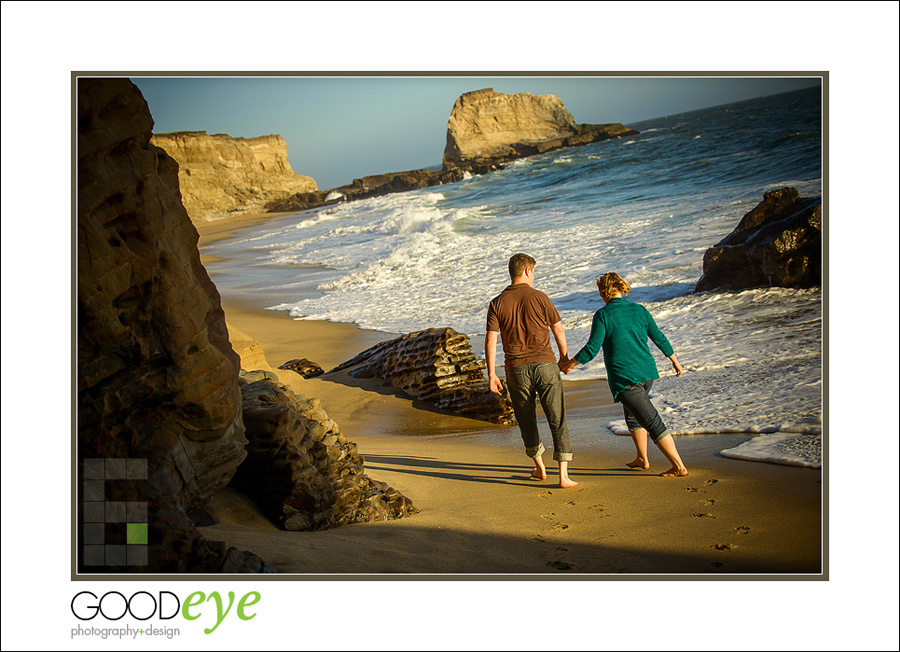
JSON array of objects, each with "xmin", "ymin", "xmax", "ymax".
[{"xmin": 205, "ymin": 86, "xmax": 823, "ymax": 453}]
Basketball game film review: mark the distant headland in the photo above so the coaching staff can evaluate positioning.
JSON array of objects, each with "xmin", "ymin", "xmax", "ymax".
[{"xmin": 151, "ymin": 88, "xmax": 637, "ymax": 223}]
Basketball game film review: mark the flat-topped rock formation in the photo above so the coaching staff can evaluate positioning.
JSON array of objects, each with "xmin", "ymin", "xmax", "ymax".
[
  {"xmin": 332, "ymin": 328, "xmax": 516, "ymax": 425},
  {"xmin": 442, "ymin": 88, "xmax": 638, "ymax": 172},
  {"xmin": 150, "ymin": 131, "xmax": 317, "ymax": 222},
  {"xmin": 268, "ymin": 88, "xmax": 638, "ymax": 215},
  {"xmin": 695, "ymin": 187, "xmax": 822, "ymax": 293}
]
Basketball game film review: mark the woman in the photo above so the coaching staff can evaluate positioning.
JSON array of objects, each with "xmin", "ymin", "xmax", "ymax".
[{"xmin": 559, "ymin": 273, "xmax": 688, "ymax": 477}]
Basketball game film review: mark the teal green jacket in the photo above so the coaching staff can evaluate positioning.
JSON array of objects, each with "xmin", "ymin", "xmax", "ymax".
[{"xmin": 573, "ymin": 297, "xmax": 674, "ymax": 401}]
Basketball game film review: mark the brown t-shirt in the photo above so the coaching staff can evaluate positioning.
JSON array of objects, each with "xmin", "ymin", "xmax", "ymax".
[{"xmin": 486, "ymin": 283, "xmax": 561, "ymax": 370}]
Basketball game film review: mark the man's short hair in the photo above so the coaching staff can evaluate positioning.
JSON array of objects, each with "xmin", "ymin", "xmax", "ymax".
[{"xmin": 508, "ymin": 253, "xmax": 536, "ymax": 280}]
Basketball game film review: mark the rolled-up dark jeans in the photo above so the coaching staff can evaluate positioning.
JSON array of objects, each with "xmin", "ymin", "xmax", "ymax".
[
  {"xmin": 506, "ymin": 361, "xmax": 573, "ymax": 462},
  {"xmin": 619, "ymin": 380, "xmax": 670, "ymax": 442}
]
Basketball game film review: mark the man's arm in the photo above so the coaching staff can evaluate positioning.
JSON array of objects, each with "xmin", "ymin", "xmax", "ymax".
[
  {"xmin": 485, "ymin": 330, "xmax": 503, "ymax": 394},
  {"xmin": 549, "ymin": 321, "xmax": 568, "ymax": 362}
]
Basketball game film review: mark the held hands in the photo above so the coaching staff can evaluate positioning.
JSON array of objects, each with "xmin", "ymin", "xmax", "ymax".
[{"xmin": 558, "ymin": 354, "xmax": 577, "ymax": 375}]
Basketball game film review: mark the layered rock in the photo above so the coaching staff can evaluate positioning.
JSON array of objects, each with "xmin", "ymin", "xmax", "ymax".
[
  {"xmin": 232, "ymin": 371, "xmax": 417, "ymax": 531},
  {"xmin": 442, "ymin": 88, "xmax": 638, "ymax": 171},
  {"xmin": 150, "ymin": 131, "xmax": 317, "ymax": 222},
  {"xmin": 695, "ymin": 187, "xmax": 822, "ymax": 293},
  {"xmin": 332, "ymin": 328, "xmax": 516, "ymax": 425},
  {"xmin": 78, "ymin": 78, "xmax": 269, "ymax": 572}
]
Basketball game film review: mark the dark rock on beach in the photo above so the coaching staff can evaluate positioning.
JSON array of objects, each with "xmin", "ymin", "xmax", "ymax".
[
  {"xmin": 267, "ymin": 167, "xmax": 468, "ymax": 213},
  {"xmin": 231, "ymin": 371, "xmax": 417, "ymax": 531},
  {"xmin": 332, "ymin": 328, "xmax": 516, "ymax": 425},
  {"xmin": 694, "ymin": 187, "xmax": 822, "ymax": 293},
  {"xmin": 278, "ymin": 358, "xmax": 324, "ymax": 378}
]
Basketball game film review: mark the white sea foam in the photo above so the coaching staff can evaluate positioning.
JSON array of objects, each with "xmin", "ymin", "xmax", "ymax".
[{"xmin": 204, "ymin": 94, "xmax": 824, "ymax": 467}]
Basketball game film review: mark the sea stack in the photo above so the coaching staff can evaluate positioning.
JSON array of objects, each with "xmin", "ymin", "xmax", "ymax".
[
  {"xmin": 442, "ymin": 88, "xmax": 638, "ymax": 172},
  {"xmin": 150, "ymin": 131, "xmax": 317, "ymax": 222}
]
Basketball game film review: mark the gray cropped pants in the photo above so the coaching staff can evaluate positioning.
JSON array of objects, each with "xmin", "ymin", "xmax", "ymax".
[{"xmin": 506, "ymin": 361, "xmax": 573, "ymax": 462}]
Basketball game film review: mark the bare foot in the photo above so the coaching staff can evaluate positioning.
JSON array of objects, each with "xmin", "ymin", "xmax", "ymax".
[
  {"xmin": 530, "ymin": 467, "xmax": 548, "ymax": 481},
  {"xmin": 559, "ymin": 477, "xmax": 578, "ymax": 489},
  {"xmin": 659, "ymin": 467, "xmax": 689, "ymax": 477},
  {"xmin": 626, "ymin": 458, "xmax": 650, "ymax": 470}
]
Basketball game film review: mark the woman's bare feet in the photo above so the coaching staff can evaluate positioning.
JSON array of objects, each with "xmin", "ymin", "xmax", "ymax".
[
  {"xmin": 530, "ymin": 467, "xmax": 548, "ymax": 481},
  {"xmin": 530, "ymin": 456, "xmax": 547, "ymax": 481},
  {"xmin": 626, "ymin": 457, "xmax": 650, "ymax": 470},
  {"xmin": 659, "ymin": 466, "xmax": 689, "ymax": 477}
]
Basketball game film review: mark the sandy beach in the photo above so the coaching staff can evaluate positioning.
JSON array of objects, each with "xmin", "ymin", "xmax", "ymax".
[{"xmin": 193, "ymin": 217, "xmax": 824, "ymax": 577}]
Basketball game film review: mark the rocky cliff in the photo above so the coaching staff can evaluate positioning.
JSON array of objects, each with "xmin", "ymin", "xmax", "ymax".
[
  {"xmin": 78, "ymin": 78, "xmax": 415, "ymax": 573},
  {"xmin": 78, "ymin": 78, "xmax": 266, "ymax": 572},
  {"xmin": 150, "ymin": 131, "xmax": 317, "ymax": 222},
  {"xmin": 442, "ymin": 88, "xmax": 638, "ymax": 171},
  {"xmin": 694, "ymin": 187, "xmax": 822, "ymax": 293}
]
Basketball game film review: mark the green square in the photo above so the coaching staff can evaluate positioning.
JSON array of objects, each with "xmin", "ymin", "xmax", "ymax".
[{"xmin": 126, "ymin": 522, "xmax": 148, "ymax": 545}]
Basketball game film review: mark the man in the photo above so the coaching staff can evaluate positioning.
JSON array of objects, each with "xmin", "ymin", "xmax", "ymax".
[{"xmin": 486, "ymin": 253, "xmax": 576, "ymax": 488}]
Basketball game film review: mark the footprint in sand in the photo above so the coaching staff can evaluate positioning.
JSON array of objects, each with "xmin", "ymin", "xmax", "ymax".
[
  {"xmin": 712, "ymin": 543, "xmax": 737, "ymax": 551},
  {"xmin": 691, "ymin": 512, "xmax": 716, "ymax": 518},
  {"xmin": 734, "ymin": 526, "xmax": 750, "ymax": 535},
  {"xmin": 550, "ymin": 522, "xmax": 570, "ymax": 531},
  {"xmin": 547, "ymin": 560, "xmax": 577, "ymax": 571},
  {"xmin": 704, "ymin": 479, "xmax": 719, "ymax": 486},
  {"xmin": 702, "ymin": 498, "xmax": 716, "ymax": 505},
  {"xmin": 685, "ymin": 487, "xmax": 699, "ymax": 493},
  {"xmin": 529, "ymin": 535, "xmax": 546, "ymax": 542},
  {"xmin": 565, "ymin": 500, "xmax": 576, "ymax": 506},
  {"xmin": 539, "ymin": 491, "xmax": 553, "ymax": 498},
  {"xmin": 589, "ymin": 504, "xmax": 606, "ymax": 511},
  {"xmin": 710, "ymin": 562, "xmax": 725, "ymax": 568}
]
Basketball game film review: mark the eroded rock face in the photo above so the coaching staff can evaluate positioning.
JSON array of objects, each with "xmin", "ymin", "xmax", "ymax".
[
  {"xmin": 78, "ymin": 78, "xmax": 269, "ymax": 572},
  {"xmin": 150, "ymin": 131, "xmax": 317, "ymax": 222},
  {"xmin": 332, "ymin": 328, "xmax": 516, "ymax": 425},
  {"xmin": 232, "ymin": 371, "xmax": 417, "ymax": 531},
  {"xmin": 695, "ymin": 187, "xmax": 822, "ymax": 293},
  {"xmin": 442, "ymin": 88, "xmax": 638, "ymax": 171}
]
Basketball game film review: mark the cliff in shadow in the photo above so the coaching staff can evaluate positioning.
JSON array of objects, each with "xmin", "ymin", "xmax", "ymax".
[{"xmin": 77, "ymin": 78, "xmax": 414, "ymax": 573}]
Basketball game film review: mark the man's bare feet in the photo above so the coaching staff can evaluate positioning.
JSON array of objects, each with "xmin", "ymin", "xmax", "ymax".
[
  {"xmin": 659, "ymin": 467, "xmax": 689, "ymax": 477},
  {"xmin": 626, "ymin": 458, "xmax": 650, "ymax": 470},
  {"xmin": 559, "ymin": 477, "xmax": 578, "ymax": 489}
]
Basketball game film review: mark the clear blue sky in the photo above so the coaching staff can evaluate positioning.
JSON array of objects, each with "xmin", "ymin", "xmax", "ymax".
[{"xmin": 131, "ymin": 75, "xmax": 820, "ymax": 191}]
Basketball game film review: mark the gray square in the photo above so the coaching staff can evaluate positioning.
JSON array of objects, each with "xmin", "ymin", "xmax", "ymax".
[
  {"xmin": 106, "ymin": 458, "xmax": 127, "ymax": 480},
  {"xmin": 83, "ymin": 459, "xmax": 106, "ymax": 480},
  {"xmin": 127, "ymin": 458, "xmax": 148, "ymax": 480},
  {"xmin": 84, "ymin": 502, "xmax": 106, "ymax": 523},
  {"xmin": 127, "ymin": 545, "xmax": 148, "ymax": 566},
  {"xmin": 105, "ymin": 545, "xmax": 126, "ymax": 566},
  {"xmin": 83, "ymin": 545, "xmax": 105, "ymax": 566},
  {"xmin": 83, "ymin": 523, "xmax": 105, "ymax": 544},
  {"xmin": 126, "ymin": 502, "xmax": 148, "ymax": 522},
  {"xmin": 106, "ymin": 502, "xmax": 126, "ymax": 523},
  {"xmin": 83, "ymin": 480, "xmax": 104, "ymax": 502}
]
